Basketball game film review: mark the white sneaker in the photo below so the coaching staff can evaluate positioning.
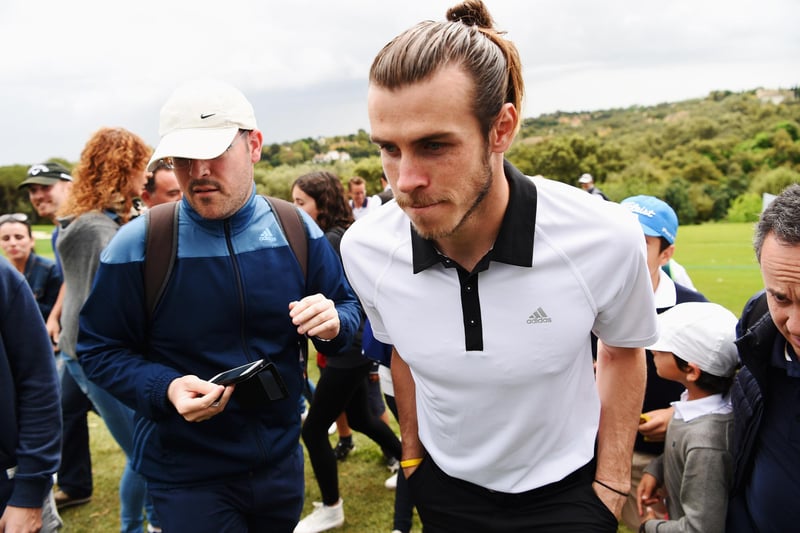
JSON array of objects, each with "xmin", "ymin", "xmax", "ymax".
[
  {"xmin": 294, "ymin": 499, "xmax": 344, "ymax": 533},
  {"xmin": 384, "ymin": 472, "xmax": 397, "ymax": 490}
]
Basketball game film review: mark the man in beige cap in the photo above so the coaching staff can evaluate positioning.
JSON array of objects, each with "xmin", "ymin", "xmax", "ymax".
[{"xmin": 77, "ymin": 80, "xmax": 360, "ymax": 532}]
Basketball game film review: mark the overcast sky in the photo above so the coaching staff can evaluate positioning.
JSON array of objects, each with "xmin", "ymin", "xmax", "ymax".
[{"xmin": 0, "ymin": 0, "xmax": 797, "ymax": 166}]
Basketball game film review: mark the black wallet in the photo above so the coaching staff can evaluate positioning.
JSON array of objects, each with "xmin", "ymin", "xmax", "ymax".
[{"xmin": 233, "ymin": 361, "xmax": 289, "ymax": 408}]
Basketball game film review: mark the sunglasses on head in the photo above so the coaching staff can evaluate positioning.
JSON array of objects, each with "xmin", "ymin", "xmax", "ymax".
[{"xmin": 0, "ymin": 213, "xmax": 29, "ymax": 226}]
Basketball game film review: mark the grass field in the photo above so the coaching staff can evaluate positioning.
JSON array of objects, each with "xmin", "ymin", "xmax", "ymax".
[
  {"xmin": 33, "ymin": 221, "xmax": 763, "ymax": 532},
  {"xmin": 671, "ymin": 222, "xmax": 763, "ymax": 314}
]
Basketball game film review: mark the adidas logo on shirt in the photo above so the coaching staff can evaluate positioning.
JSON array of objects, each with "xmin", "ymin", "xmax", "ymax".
[
  {"xmin": 527, "ymin": 307, "xmax": 552, "ymax": 324},
  {"xmin": 259, "ymin": 228, "xmax": 275, "ymax": 242}
]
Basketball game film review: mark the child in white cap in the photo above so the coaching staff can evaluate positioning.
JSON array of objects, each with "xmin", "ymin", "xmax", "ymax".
[{"xmin": 637, "ymin": 302, "xmax": 739, "ymax": 533}]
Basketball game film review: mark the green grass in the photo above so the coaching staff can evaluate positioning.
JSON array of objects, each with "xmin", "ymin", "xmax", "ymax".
[
  {"xmin": 51, "ymin": 221, "xmax": 764, "ymax": 531},
  {"xmin": 57, "ymin": 413, "xmax": 124, "ymax": 530},
  {"xmin": 672, "ymin": 222, "xmax": 763, "ymax": 314},
  {"xmin": 32, "ymin": 225, "xmax": 56, "ymax": 259}
]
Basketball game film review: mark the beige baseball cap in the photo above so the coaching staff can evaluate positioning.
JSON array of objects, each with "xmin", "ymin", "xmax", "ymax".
[{"xmin": 147, "ymin": 79, "xmax": 257, "ymax": 172}]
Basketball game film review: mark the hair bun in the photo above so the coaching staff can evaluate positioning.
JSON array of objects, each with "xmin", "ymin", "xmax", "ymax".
[{"xmin": 446, "ymin": 0, "xmax": 495, "ymax": 29}]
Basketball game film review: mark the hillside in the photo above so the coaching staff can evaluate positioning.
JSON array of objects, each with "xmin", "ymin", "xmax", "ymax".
[
  {"xmin": 507, "ymin": 87, "xmax": 800, "ymax": 223},
  {"xmin": 2, "ymin": 87, "xmax": 798, "ymax": 224}
]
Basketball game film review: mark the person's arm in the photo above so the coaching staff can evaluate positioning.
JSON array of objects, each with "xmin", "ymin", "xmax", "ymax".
[
  {"xmin": 76, "ymin": 221, "xmax": 183, "ymax": 420},
  {"xmin": 294, "ymin": 219, "xmax": 361, "ymax": 355},
  {"xmin": 45, "ymin": 282, "xmax": 65, "ymax": 346},
  {"xmin": 2, "ymin": 271, "xmax": 61, "ymax": 512},
  {"xmin": 594, "ymin": 342, "xmax": 646, "ymax": 517},
  {"xmin": 391, "ymin": 348, "xmax": 425, "ymax": 476}
]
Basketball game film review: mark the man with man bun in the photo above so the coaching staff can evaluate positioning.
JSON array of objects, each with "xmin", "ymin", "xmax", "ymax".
[{"xmin": 341, "ymin": 1, "xmax": 658, "ymax": 530}]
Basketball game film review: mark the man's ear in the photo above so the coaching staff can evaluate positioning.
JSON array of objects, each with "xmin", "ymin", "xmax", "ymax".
[
  {"xmin": 247, "ymin": 130, "xmax": 264, "ymax": 164},
  {"xmin": 658, "ymin": 244, "xmax": 676, "ymax": 267},
  {"xmin": 489, "ymin": 103, "xmax": 518, "ymax": 153}
]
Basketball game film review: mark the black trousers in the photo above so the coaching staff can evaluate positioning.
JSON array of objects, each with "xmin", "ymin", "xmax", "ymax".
[
  {"xmin": 301, "ymin": 363, "xmax": 402, "ymax": 505},
  {"xmin": 57, "ymin": 364, "xmax": 94, "ymax": 498},
  {"xmin": 408, "ymin": 457, "xmax": 618, "ymax": 533}
]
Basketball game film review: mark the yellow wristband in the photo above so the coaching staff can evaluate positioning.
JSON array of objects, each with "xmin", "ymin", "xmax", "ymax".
[{"xmin": 400, "ymin": 458, "xmax": 423, "ymax": 469}]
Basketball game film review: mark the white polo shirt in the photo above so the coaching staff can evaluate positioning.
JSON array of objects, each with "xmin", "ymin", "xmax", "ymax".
[
  {"xmin": 341, "ymin": 162, "xmax": 658, "ymax": 493},
  {"xmin": 350, "ymin": 195, "xmax": 380, "ymax": 220}
]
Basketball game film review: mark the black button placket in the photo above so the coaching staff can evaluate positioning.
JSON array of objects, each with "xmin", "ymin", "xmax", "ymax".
[{"xmin": 457, "ymin": 268, "xmax": 483, "ymax": 351}]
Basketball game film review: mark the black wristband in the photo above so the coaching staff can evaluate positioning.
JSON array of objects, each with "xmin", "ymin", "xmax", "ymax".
[{"xmin": 593, "ymin": 479, "xmax": 630, "ymax": 497}]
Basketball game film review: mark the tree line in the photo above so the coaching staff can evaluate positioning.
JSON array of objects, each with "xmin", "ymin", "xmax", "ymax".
[{"xmin": 1, "ymin": 87, "xmax": 797, "ymax": 225}]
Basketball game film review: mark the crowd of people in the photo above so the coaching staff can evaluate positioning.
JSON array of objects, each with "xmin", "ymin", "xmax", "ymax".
[{"xmin": 1, "ymin": 1, "xmax": 798, "ymax": 532}]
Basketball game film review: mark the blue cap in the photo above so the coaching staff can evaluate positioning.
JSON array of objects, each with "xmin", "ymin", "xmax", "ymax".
[{"xmin": 620, "ymin": 195, "xmax": 678, "ymax": 244}]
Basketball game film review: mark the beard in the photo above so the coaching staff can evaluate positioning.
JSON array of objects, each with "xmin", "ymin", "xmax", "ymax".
[{"xmin": 398, "ymin": 150, "xmax": 493, "ymax": 241}]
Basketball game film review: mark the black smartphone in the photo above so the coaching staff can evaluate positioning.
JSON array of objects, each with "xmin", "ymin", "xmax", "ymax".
[{"xmin": 209, "ymin": 359, "xmax": 268, "ymax": 386}]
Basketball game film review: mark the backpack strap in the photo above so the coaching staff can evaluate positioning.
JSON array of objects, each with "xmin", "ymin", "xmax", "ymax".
[
  {"xmin": 263, "ymin": 196, "xmax": 307, "ymax": 281},
  {"xmin": 144, "ymin": 201, "xmax": 179, "ymax": 319},
  {"xmin": 261, "ymin": 195, "xmax": 310, "ymax": 375}
]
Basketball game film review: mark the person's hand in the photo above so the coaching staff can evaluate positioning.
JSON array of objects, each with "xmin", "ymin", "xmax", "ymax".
[
  {"xmin": 45, "ymin": 315, "xmax": 61, "ymax": 347},
  {"xmin": 638, "ymin": 407, "xmax": 674, "ymax": 442},
  {"xmin": 641, "ymin": 506, "xmax": 658, "ymax": 523},
  {"xmin": 167, "ymin": 375, "xmax": 233, "ymax": 422},
  {"xmin": 0, "ymin": 505, "xmax": 43, "ymax": 533},
  {"xmin": 592, "ymin": 480, "xmax": 628, "ymax": 518},
  {"xmin": 637, "ymin": 473, "xmax": 661, "ymax": 516},
  {"xmin": 289, "ymin": 294, "xmax": 340, "ymax": 340}
]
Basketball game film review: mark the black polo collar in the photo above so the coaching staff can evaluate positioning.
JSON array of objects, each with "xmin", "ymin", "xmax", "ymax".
[{"xmin": 411, "ymin": 160, "xmax": 537, "ymax": 273}]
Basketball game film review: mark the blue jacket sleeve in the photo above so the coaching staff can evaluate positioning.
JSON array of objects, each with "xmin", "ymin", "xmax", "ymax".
[
  {"xmin": 304, "ymin": 223, "xmax": 361, "ymax": 356},
  {"xmin": 77, "ymin": 223, "xmax": 182, "ymax": 421},
  {"xmin": 1, "ymin": 265, "xmax": 61, "ymax": 508}
]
